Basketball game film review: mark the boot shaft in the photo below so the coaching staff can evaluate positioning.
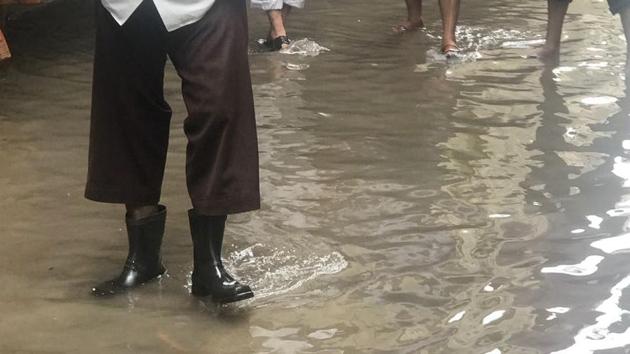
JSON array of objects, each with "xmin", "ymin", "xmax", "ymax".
[
  {"xmin": 188, "ymin": 210, "xmax": 253, "ymax": 302},
  {"xmin": 125, "ymin": 205, "xmax": 167, "ymax": 266},
  {"xmin": 91, "ymin": 206, "xmax": 167, "ymax": 296},
  {"xmin": 188, "ymin": 209, "xmax": 227, "ymax": 269}
]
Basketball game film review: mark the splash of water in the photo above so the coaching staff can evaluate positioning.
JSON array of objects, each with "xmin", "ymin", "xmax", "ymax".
[
  {"xmin": 279, "ymin": 38, "xmax": 330, "ymax": 57},
  {"xmin": 184, "ymin": 243, "xmax": 348, "ymax": 301},
  {"xmin": 426, "ymin": 26, "xmax": 538, "ymax": 63},
  {"xmin": 425, "ymin": 48, "xmax": 482, "ymax": 64},
  {"xmin": 231, "ymin": 243, "xmax": 348, "ymax": 299}
]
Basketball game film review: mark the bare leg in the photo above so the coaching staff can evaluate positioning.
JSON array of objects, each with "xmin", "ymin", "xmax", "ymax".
[
  {"xmin": 267, "ymin": 9, "xmax": 286, "ymax": 39},
  {"xmin": 538, "ymin": 0, "xmax": 570, "ymax": 63},
  {"xmin": 0, "ymin": 29, "xmax": 10, "ymax": 62},
  {"xmin": 265, "ymin": 4, "xmax": 294, "ymax": 50},
  {"xmin": 439, "ymin": 0, "xmax": 461, "ymax": 53},
  {"xmin": 619, "ymin": 5, "xmax": 630, "ymax": 75},
  {"xmin": 126, "ymin": 204, "xmax": 160, "ymax": 220},
  {"xmin": 266, "ymin": 4, "xmax": 293, "ymax": 38},
  {"xmin": 393, "ymin": 0, "xmax": 424, "ymax": 33}
]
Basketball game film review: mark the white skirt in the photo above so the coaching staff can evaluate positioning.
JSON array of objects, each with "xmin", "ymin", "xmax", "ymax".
[{"xmin": 251, "ymin": 0, "xmax": 305, "ymax": 11}]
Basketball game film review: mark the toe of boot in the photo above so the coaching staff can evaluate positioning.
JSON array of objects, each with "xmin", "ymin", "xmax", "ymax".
[{"xmin": 214, "ymin": 284, "xmax": 254, "ymax": 304}]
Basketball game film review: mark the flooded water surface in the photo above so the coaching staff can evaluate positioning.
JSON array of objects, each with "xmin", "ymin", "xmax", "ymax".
[{"xmin": 1, "ymin": 0, "xmax": 630, "ymax": 353}]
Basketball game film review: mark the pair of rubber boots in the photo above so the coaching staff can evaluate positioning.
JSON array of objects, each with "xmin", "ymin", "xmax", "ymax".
[{"xmin": 92, "ymin": 206, "xmax": 254, "ymax": 304}]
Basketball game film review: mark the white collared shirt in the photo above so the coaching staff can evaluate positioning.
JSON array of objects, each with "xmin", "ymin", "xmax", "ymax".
[{"xmin": 101, "ymin": 0, "xmax": 216, "ymax": 32}]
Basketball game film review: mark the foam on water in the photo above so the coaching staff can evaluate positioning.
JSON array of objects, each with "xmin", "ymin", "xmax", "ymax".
[
  {"xmin": 425, "ymin": 48, "xmax": 482, "ymax": 64},
  {"xmin": 279, "ymin": 38, "xmax": 330, "ymax": 57},
  {"xmin": 185, "ymin": 243, "xmax": 348, "ymax": 302},
  {"xmin": 425, "ymin": 26, "xmax": 535, "ymax": 63},
  {"xmin": 253, "ymin": 38, "xmax": 329, "ymax": 57},
  {"xmin": 234, "ymin": 244, "xmax": 347, "ymax": 299},
  {"xmin": 501, "ymin": 39, "xmax": 546, "ymax": 49}
]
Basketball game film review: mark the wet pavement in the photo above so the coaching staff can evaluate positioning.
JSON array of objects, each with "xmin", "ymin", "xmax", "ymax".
[{"xmin": 1, "ymin": 0, "xmax": 630, "ymax": 353}]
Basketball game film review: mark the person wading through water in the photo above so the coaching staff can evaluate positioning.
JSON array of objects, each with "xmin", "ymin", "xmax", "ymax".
[
  {"xmin": 538, "ymin": 0, "xmax": 630, "ymax": 72},
  {"xmin": 86, "ymin": 0, "xmax": 260, "ymax": 303},
  {"xmin": 252, "ymin": 0, "xmax": 304, "ymax": 51},
  {"xmin": 393, "ymin": 0, "xmax": 462, "ymax": 57}
]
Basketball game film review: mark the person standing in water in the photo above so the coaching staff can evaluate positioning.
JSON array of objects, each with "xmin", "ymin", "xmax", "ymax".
[
  {"xmin": 538, "ymin": 0, "xmax": 630, "ymax": 69},
  {"xmin": 86, "ymin": 0, "xmax": 260, "ymax": 304},
  {"xmin": 251, "ymin": 0, "xmax": 305, "ymax": 51},
  {"xmin": 394, "ymin": 0, "xmax": 462, "ymax": 56}
]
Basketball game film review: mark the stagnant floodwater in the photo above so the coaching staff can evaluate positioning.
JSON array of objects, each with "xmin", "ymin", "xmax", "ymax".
[{"xmin": 1, "ymin": 0, "xmax": 630, "ymax": 353}]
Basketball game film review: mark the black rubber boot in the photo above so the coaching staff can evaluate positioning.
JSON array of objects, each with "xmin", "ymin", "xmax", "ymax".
[
  {"xmin": 188, "ymin": 209, "xmax": 254, "ymax": 303},
  {"xmin": 92, "ymin": 206, "xmax": 167, "ymax": 296}
]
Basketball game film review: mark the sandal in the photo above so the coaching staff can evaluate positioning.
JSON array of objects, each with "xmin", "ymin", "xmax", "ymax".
[
  {"xmin": 264, "ymin": 35, "xmax": 291, "ymax": 51},
  {"xmin": 441, "ymin": 44, "xmax": 461, "ymax": 59}
]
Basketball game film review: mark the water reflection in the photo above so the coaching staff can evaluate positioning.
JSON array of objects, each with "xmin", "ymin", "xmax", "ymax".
[
  {"xmin": 246, "ymin": 35, "xmax": 465, "ymax": 352},
  {"xmin": 542, "ymin": 79, "xmax": 630, "ymax": 354},
  {"xmin": 426, "ymin": 53, "xmax": 546, "ymax": 353},
  {"xmin": 510, "ymin": 65, "xmax": 629, "ymax": 352}
]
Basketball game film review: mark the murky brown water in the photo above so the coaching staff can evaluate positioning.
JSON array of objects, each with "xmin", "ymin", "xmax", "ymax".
[{"xmin": 1, "ymin": 0, "xmax": 630, "ymax": 353}]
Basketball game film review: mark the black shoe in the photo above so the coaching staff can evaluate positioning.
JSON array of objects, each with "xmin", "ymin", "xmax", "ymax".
[
  {"xmin": 264, "ymin": 35, "xmax": 291, "ymax": 51},
  {"xmin": 188, "ymin": 210, "xmax": 254, "ymax": 304},
  {"xmin": 92, "ymin": 206, "xmax": 167, "ymax": 296}
]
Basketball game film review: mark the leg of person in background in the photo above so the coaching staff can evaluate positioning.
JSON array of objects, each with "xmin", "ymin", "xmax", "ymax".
[
  {"xmin": 617, "ymin": 3, "xmax": 630, "ymax": 75},
  {"xmin": 393, "ymin": 0, "xmax": 424, "ymax": 33},
  {"xmin": 538, "ymin": 0, "xmax": 571, "ymax": 64},
  {"xmin": 254, "ymin": 0, "xmax": 304, "ymax": 51},
  {"xmin": 0, "ymin": 29, "xmax": 10, "ymax": 61},
  {"xmin": 265, "ymin": 7, "xmax": 291, "ymax": 50},
  {"xmin": 439, "ymin": 0, "xmax": 461, "ymax": 56}
]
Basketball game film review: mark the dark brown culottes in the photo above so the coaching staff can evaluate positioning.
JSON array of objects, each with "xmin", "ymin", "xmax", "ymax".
[{"xmin": 85, "ymin": 0, "xmax": 260, "ymax": 216}]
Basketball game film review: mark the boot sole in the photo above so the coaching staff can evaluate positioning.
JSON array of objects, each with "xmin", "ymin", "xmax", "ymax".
[
  {"xmin": 91, "ymin": 268, "xmax": 167, "ymax": 297},
  {"xmin": 216, "ymin": 290, "xmax": 255, "ymax": 304},
  {"xmin": 191, "ymin": 286, "xmax": 254, "ymax": 304}
]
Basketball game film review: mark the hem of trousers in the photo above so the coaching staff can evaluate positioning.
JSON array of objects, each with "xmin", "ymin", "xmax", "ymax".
[{"xmin": 85, "ymin": 183, "xmax": 161, "ymax": 206}]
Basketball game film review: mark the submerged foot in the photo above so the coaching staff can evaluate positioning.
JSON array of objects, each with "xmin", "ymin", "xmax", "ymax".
[
  {"xmin": 441, "ymin": 42, "xmax": 460, "ymax": 59},
  {"xmin": 264, "ymin": 35, "xmax": 291, "ymax": 51},
  {"xmin": 392, "ymin": 18, "xmax": 424, "ymax": 33}
]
